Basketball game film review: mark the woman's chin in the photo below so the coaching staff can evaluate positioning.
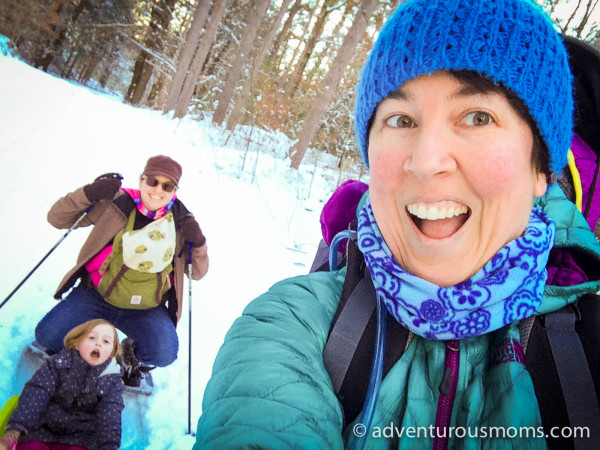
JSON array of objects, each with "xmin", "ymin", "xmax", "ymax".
[
  {"xmin": 141, "ymin": 201, "xmax": 164, "ymax": 212},
  {"xmin": 409, "ymin": 263, "xmax": 474, "ymax": 287},
  {"xmin": 401, "ymin": 223, "xmax": 482, "ymax": 286}
]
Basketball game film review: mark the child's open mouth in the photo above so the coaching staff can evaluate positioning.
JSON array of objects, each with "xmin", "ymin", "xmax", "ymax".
[
  {"xmin": 407, "ymin": 201, "xmax": 471, "ymax": 239},
  {"xmin": 91, "ymin": 349, "xmax": 100, "ymax": 359}
]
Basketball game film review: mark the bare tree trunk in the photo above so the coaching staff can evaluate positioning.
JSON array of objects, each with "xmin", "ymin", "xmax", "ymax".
[
  {"xmin": 173, "ymin": 0, "xmax": 228, "ymax": 119},
  {"xmin": 200, "ymin": 37, "xmax": 229, "ymax": 77},
  {"xmin": 78, "ymin": 48, "xmax": 100, "ymax": 84},
  {"xmin": 270, "ymin": 0, "xmax": 303, "ymax": 65},
  {"xmin": 306, "ymin": 0, "xmax": 355, "ymax": 81},
  {"xmin": 163, "ymin": 0, "xmax": 212, "ymax": 114},
  {"xmin": 148, "ymin": 72, "xmax": 168, "ymax": 107},
  {"xmin": 127, "ymin": 53, "xmax": 158, "ymax": 107},
  {"xmin": 125, "ymin": 0, "xmax": 176, "ymax": 105},
  {"xmin": 280, "ymin": 1, "xmax": 319, "ymax": 74},
  {"xmin": 575, "ymin": 0, "xmax": 599, "ymax": 38},
  {"xmin": 290, "ymin": 0, "xmax": 380, "ymax": 169},
  {"xmin": 285, "ymin": 0, "xmax": 339, "ymax": 97},
  {"xmin": 35, "ymin": 0, "xmax": 88, "ymax": 71},
  {"xmin": 63, "ymin": 51, "xmax": 80, "ymax": 79},
  {"xmin": 212, "ymin": 0, "xmax": 271, "ymax": 126},
  {"xmin": 98, "ymin": 40, "xmax": 119, "ymax": 88},
  {"xmin": 61, "ymin": 48, "xmax": 77, "ymax": 78},
  {"xmin": 226, "ymin": 0, "xmax": 295, "ymax": 131},
  {"xmin": 562, "ymin": 0, "xmax": 583, "ymax": 33}
]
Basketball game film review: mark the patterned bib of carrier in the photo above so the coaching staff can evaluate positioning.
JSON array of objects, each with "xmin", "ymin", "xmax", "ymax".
[{"xmin": 122, "ymin": 211, "xmax": 176, "ymax": 273}]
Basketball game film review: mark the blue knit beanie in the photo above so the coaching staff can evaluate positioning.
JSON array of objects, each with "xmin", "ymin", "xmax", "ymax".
[{"xmin": 354, "ymin": 0, "xmax": 573, "ymax": 175}]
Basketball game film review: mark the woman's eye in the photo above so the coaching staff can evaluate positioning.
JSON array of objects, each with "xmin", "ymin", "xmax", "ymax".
[
  {"xmin": 385, "ymin": 114, "xmax": 416, "ymax": 128},
  {"xmin": 463, "ymin": 111, "xmax": 493, "ymax": 126}
]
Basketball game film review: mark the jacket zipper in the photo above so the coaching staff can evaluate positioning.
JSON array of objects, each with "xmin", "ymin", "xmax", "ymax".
[{"xmin": 433, "ymin": 340, "xmax": 460, "ymax": 450}]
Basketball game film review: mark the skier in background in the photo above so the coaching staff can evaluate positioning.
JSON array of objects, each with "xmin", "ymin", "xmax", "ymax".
[{"xmin": 35, "ymin": 155, "xmax": 208, "ymax": 384}]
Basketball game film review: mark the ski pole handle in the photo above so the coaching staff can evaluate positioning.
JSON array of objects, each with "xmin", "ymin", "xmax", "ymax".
[
  {"xmin": 95, "ymin": 172, "xmax": 124, "ymax": 182},
  {"xmin": 187, "ymin": 242, "xmax": 193, "ymax": 292}
]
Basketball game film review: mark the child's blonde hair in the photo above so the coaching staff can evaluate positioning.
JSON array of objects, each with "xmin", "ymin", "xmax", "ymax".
[{"xmin": 63, "ymin": 319, "xmax": 119, "ymax": 358}]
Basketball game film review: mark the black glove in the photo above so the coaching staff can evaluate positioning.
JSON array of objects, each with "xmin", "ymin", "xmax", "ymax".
[
  {"xmin": 83, "ymin": 175, "xmax": 122, "ymax": 203},
  {"xmin": 179, "ymin": 216, "xmax": 206, "ymax": 247}
]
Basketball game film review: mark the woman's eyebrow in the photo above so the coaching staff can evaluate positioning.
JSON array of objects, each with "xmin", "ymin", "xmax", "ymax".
[
  {"xmin": 451, "ymin": 85, "xmax": 495, "ymax": 99},
  {"xmin": 386, "ymin": 84, "xmax": 494, "ymax": 102},
  {"xmin": 387, "ymin": 88, "xmax": 412, "ymax": 101}
]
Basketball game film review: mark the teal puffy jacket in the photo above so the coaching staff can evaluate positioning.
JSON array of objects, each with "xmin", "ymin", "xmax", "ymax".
[{"xmin": 196, "ymin": 184, "xmax": 600, "ymax": 449}]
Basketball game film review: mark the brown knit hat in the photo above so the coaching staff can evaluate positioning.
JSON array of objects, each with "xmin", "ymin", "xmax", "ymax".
[{"xmin": 143, "ymin": 155, "xmax": 182, "ymax": 186}]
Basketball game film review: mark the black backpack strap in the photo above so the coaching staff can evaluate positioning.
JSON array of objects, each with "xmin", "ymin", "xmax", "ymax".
[
  {"xmin": 545, "ymin": 306, "xmax": 600, "ymax": 449},
  {"xmin": 323, "ymin": 237, "xmax": 409, "ymax": 425},
  {"xmin": 324, "ymin": 275, "xmax": 377, "ymax": 393},
  {"xmin": 527, "ymin": 294, "xmax": 600, "ymax": 450},
  {"xmin": 517, "ymin": 315, "xmax": 536, "ymax": 353},
  {"xmin": 113, "ymin": 192, "xmax": 137, "ymax": 216},
  {"xmin": 310, "ymin": 240, "xmax": 330, "ymax": 273},
  {"xmin": 170, "ymin": 198, "xmax": 192, "ymax": 224}
]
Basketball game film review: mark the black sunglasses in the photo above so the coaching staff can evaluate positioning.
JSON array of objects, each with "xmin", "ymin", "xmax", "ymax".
[{"xmin": 143, "ymin": 176, "xmax": 177, "ymax": 193}]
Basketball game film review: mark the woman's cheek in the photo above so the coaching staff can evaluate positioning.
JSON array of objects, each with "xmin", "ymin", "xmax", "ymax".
[
  {"xmin": 369, "ymin": 147, "xmax": 404, "ymax": 186},
  {"xmin": 466, "ymin": 149, "xmax": 516, "ymax": 195}
]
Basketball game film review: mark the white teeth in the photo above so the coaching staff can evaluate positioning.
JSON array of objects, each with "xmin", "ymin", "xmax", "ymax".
[{"xmin": 407, "ymin": 203, "xmax": 469, "ymax": 220}]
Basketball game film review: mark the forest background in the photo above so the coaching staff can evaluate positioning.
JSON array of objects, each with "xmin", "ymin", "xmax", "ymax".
[{"xmin": 1, "ymin": 0, "xmax": 598, "ymax": 178}]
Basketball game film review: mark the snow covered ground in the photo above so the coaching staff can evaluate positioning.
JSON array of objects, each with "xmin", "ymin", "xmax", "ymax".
[{"xmin": 0, "ymin": 52, "xmax": 365, "ymax": 448}]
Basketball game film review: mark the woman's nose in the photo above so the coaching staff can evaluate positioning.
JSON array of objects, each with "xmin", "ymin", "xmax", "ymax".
[{"xmin": 403, "ymin": 128, "xmax": 457, "ymax": 179}]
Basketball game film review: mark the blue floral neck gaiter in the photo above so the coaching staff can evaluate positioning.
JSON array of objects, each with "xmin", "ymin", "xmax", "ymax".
[{"xmin": 357, "ymin": 198, "xmax": 555, "ymax": 340}]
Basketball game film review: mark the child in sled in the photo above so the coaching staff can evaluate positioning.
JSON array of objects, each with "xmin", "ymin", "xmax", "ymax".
[{"xmin": 0, "ymin": 319, "xmax": 123, "ymax": 450}]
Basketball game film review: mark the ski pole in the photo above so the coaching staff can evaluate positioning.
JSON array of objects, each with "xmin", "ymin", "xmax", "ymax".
[
  {"xmin": 0, "ymin": 205, "xmax": 94, "ymax": 310},
  {"xmin": 0, "ymin": 172, "xmax": 123, "ymax": 310},
  {"xmin": 187, "ymin": 242, "xmax": 194, "ymax": 436}
]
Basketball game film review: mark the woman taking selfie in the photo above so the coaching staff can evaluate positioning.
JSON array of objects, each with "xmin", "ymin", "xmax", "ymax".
[{"xmin": 196, "ymin": 0, "xmax": 600, "ymax": 448}]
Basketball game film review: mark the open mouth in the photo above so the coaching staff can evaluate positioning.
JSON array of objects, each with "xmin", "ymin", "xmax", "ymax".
[
  {"xmin": 407, "ymin": 201, "xmax": 471, "ymax": 240},
  {"xmin": 91, "ymin": 349, "xmax": 100, "ymax": 359}
]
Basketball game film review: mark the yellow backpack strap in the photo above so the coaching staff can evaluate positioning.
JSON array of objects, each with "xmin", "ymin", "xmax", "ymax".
[{"xmin": 568, "ymin": 148, "xmax": 583, "ymax": 212}]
